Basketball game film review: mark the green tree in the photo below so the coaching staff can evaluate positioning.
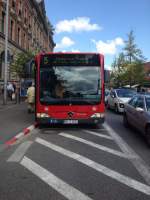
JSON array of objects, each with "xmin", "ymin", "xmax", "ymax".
[
  {"xmin": 110, "ymin": 53, "xmax": 127, "ymax": 87},
  {"xmin": 10, "ymin": 51, "xmax": 35, "ymax": 79},
  {"xmin": 123, "ymin": 62, "xmax": 145, "ymax": 86},
  {"xmin": 124, "ymin": 30, "xmax": 146, "ymax": 63},
  {"xmin": 111, "ymin": 30, "xmax": 146, "ymax": 87}
]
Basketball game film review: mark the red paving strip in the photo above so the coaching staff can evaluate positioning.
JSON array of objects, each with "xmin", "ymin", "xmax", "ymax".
[
  {"xmin": 5, "ymin": 122, "xmax": 38, "ymax": 146},
  {"xmin": 23, "ymin": 128, "xmax": 30, "ymax": 135},
  {"xmin": 5, "ymin": 137, "xmax": 17, "ymax": 145}
]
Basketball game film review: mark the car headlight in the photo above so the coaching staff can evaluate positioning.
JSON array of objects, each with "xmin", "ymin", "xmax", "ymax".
[
  {"xmin": 117, "ymin": 98, "xmax": 122, "ymax": 103},
  {"xmin": 91, "ymin": 113, "xmax": 105, "ymax": 118},
  {"xmin": 37, "ymin": 113, "xmax": 49, "ymax": 118}
]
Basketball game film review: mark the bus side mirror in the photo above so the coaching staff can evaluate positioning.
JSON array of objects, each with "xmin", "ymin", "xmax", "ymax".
[{"xmin": 104, "ymin": 70, "xmax": 110, "ymax": 83}]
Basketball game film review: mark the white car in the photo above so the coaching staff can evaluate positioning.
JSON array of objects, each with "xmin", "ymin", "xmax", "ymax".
[{"xmin": 107, "ymin": 88, "xmax": 136, "ymax": 113}]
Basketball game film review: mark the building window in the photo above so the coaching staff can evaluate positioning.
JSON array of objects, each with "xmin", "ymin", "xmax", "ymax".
[
  {"xmin": 10, "ymin": 20, "xmax": 14, "ymax": 40},
  {"xmin": 1, "ymin": 12, "xmax": 5, "ymax": 33},
  {"xmin": 18, "ymin": 1, "xmax": 22, "ymax": 17},
  {"xmin": 29, "ymin": 15, "xmax": 31, "ymax": 28},
  {"xmin": 12, "ymin": 0, "xmax": 16, "ymax": 9},
  {"xmin": 28, "ymin": 38, "xmax": 30, "ymax": 50},
  {"xmin": 17, "ymin": 27, "xmax": 21, "ymax": 45},
  {"xmin": 23, "ymin": 33, "xmax": 26, "ymax": 49},
  {"xmin": 24, "ymin": 9, "xmax": 27, "ymax": 24}
]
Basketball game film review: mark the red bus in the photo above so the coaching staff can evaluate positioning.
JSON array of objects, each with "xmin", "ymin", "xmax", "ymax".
[{"xmin": 35, "ymin": 52, "xmax": 105, "ymax": 126}]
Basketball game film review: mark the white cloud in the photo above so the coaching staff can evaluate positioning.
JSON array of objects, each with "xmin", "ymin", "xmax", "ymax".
[
  {"xmin": 55, "ymin": 37, "xmax": 75, "ymax": 49},
  {"xmin": 115, "ymin": 37, "xmax": 124, "ymax": 45},
  {"xmin": 92, "ymin": 37, "xmax": 124, "ymax": 55},
  {"xmin": 71, "ymin": 49, "xmax": 80, "ymax": 52},
  {"xmin": 55, "ymin": 17, "xmax": 102, "ymax": 34},
  {"xmin": 54, "ymin": 49, "xmax": 80, "ymax": 53},
  {"xmin": 105, "ymin": 65, "xmax": 111, "ymax": 70}
]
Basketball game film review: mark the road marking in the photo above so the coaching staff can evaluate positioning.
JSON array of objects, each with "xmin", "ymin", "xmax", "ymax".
[
  {"xmin": 82, "ymin": 130, "xmax": 113, "ymax": 140},
  {"xmin": 104, "ymin": 123, "xmax": 150, "ymax": 185},
  {"xmin": 21, "ymin": 156, "xmax": 93, "ymax": 200},
  {"xmin": 7, "ymin": 141, "xmax": 33, "ymax": 162},
  {"xmin": 36, "ymin": 137, "xmax": 150, "ymax": 196},
  {"xmin": 59, "ymin": 132, "xmax": 131, "ymax": 159}
]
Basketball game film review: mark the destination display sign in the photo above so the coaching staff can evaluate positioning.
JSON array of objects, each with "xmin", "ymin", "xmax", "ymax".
[{"xmin": 41, "ymin": 54, "xmax": 100, "ymax": 66}]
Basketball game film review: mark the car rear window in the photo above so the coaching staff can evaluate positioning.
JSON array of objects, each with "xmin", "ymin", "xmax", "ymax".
[{"xmin": 116, "ymin": 89, "xmax": 136, "ymax": 98}]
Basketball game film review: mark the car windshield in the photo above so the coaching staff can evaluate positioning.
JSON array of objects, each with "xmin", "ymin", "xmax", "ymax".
[
  {"xmin": 146, "ymin": 97, "xmax": 150, "ymax": 112},
  {"xmin": 40, "ymin": 66, "xmax": 101, "ymax": 105},
  {"xmin": 116, "ymin": 89, "xmax": 136, "ymax": 98}
]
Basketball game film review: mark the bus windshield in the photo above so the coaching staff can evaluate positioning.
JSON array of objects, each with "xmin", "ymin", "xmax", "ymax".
[{"xmin": 40, "ymin": 66, "xmax": 101, "ymax": 105}]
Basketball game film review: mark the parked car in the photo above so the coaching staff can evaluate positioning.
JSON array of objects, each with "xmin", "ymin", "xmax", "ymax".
[
  {"xmin": 105, "ymin": 89, "xmax": 110, "ymax": 105},
  {"xmin": 123, "ymin": 94, "xmax": 150, "ymax": 146},
  {"xmin": 107, "ymin": 88, "xmax": 136, "ymax": 113}
]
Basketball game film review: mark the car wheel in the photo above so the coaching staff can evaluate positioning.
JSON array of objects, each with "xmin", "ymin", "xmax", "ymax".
[
  {"xmin": 115, "ymin": 104, "xmax": 119, "ymax": 113},
  {"xmin": 123, "ymin": 113, "xmax": 129, "ymax": 128},
  {"xmin": 146, "ymin": 125, "xmax": 150, "ymax": 147}
]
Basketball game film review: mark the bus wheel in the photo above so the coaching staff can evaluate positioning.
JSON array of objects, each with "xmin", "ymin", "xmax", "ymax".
[
  {"xmin": 95, "ymin": 123, "xmax": 102, "ymax": 129},
  {"xmin": 38, "ymin": 124, "xmax": 44, "ymax": 129}
]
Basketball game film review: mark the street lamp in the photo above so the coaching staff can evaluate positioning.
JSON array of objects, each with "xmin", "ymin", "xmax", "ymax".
[{"xmin": 3, "ymin": 0, "xmax": 9, "ymax": 105}]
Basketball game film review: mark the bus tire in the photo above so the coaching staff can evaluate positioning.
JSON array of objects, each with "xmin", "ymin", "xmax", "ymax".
[{"xmin": 38, "ymin": 124, "xmax": 44, "ymax": 129}]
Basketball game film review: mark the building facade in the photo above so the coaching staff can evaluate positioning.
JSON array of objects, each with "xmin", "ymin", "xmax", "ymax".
[
  {"xmin": 144, "ymin": 62, "xmax": 150, "ymax": 81},
  {"xmin": 0, "ymin": 0, "xmax": 55, "ymax": 80}
]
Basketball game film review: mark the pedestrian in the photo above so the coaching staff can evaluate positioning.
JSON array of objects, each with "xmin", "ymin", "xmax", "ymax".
[
  {"xmin": 26, "ymin": 82, "xmax": 35, "ymax": 113},
  {"xmin": 12, "ymin": 82, "xmax": 16, "ymax": 93},
  {"xmin": 7, "ymin": 82, "xmax": 14, "ymax": 101}
]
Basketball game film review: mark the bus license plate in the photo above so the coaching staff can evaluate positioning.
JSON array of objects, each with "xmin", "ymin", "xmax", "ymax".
[{"xmin": 64, "ymin": 120, "xmax": 78, "ymax": 124}]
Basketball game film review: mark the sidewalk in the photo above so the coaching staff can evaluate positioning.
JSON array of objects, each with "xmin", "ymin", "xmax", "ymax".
[
  {"xmin": 0, "ymin": 94, "xmax": 22, "ymax": 109},
  {"xmin": 0, "ymin": 95, "xmax": 35, "ymax": 145}
]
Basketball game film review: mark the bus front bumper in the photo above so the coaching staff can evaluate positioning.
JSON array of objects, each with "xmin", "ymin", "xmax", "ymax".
[{"xmin": 36, "ymin": 117, "xmax": 105, "ymax": 125}]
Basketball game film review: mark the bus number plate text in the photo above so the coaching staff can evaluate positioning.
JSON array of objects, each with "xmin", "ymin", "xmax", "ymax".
[{"xmin": 64, "ymin": 120, "xmax": 78, "ymax": 124}]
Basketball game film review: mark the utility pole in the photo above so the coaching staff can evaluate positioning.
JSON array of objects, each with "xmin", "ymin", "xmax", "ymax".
[{"xmin": 3, "ymin": 0, "xmax": 9, "ymax": 105}]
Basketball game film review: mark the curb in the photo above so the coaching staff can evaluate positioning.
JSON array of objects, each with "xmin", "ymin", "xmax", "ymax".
[{"xmin": 5, "ymin": 122, "xmax": 38, "ymax": 146}]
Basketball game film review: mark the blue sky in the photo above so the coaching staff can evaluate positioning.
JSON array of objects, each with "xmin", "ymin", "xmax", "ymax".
[{"xmin": 45, "ymin": 0, "xmax": 150, "ymax": 69}]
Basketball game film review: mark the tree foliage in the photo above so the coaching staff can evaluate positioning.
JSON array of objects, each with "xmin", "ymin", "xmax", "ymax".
[
  {"xmin": 124, "ymin": 30, "xmax": 146, "ymax": 63},
  {"xmin": 10, "ymin": 51, "xmax": 35, "ymax": 79},
  {"xmin": 110, "ymin": 53, "xmax": 127, "ymax": 87},
  {"xmin": 110, "ymin": 30, "xmax": 146, "ymax": 88}
]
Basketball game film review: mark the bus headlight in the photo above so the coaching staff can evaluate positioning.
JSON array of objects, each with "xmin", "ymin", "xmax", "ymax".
[
  {"xmin": 91, "ymin": 113, "xmax": 105, "ymax": 118},
  {"xmin": 37, "ymin": 113, "xmax": 49, "ymax": 118}
]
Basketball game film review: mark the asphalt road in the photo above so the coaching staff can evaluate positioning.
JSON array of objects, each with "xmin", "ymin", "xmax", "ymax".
[
  {"xmin": 0, "ymin": 110, "xmax": 150, "ymax": 200},
  {"xmin": 0, "ymin": 102, "xmax": 34, "ymax": 144}
]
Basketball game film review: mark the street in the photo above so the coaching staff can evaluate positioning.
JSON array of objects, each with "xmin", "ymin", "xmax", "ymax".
[{"xmin": 0, "ymin": 106, "xmax": 150, "ymax": 200}]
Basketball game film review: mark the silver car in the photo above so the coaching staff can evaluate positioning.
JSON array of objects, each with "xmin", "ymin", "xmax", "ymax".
[
  {"xmin": 107, "ymin": 88, "xmax": 136, "ymax": 113},
  {"xmin": 123, "ymin": 94, "xmax": 150, "ymax": 146}
]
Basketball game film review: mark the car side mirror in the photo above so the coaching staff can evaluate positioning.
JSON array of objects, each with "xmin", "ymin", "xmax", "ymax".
[
  {"xmin": 111, "ymin": 94, "xmax": 115, "ymax": 98},
  {"xmin": 136, "ymin": 107, "xmax": 144, "ymax": 112}
]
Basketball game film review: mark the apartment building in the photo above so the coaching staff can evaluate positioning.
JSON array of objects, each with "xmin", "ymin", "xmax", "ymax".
[{"xmin": 0, "ymin": 0, "xmax": 55, "ymax": 80}]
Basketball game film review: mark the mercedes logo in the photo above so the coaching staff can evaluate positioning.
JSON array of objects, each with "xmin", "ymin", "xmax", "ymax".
[{"xmin": 68, "ymin": 112, "xmax": 74, "ymax": 119}]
